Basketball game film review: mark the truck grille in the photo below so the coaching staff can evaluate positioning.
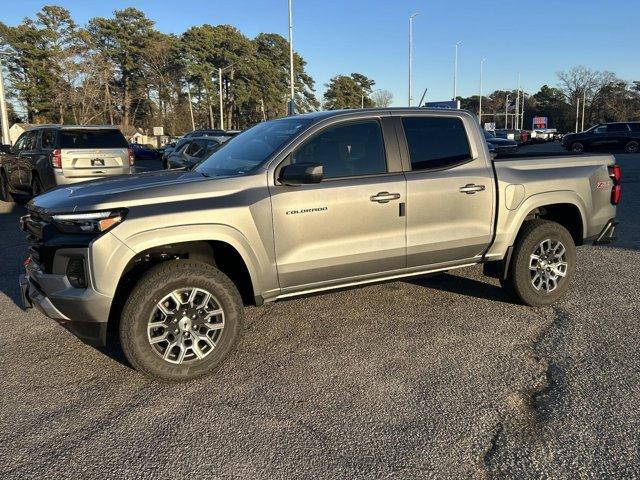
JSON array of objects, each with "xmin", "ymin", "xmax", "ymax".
[{"xmin": 21, "ymin": 210, "xmax": 55, "ymax": 273}]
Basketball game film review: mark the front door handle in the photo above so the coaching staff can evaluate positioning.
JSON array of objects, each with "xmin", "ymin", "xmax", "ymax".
[
  {"xmin": 370, "ymin": 191, "xmax": 401, "ymax": 203},
  {"xmin": 459, "ymin": 184, "xmax": 486, "ymax": 194}
]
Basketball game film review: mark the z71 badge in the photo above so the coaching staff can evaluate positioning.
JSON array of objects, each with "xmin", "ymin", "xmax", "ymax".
[{"xmin": 596, "ymin": 180, "xmax": 611, "ymax": 189}]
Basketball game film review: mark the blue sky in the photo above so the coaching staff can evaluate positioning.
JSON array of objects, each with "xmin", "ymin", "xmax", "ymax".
[{"xmin": 3, "ymin": 0, "xmax": 639, "ymax": 106}]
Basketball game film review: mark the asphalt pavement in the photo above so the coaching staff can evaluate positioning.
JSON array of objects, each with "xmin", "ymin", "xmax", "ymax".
[{"xmin": 0, "ymin": 148, "xmax": 638, "ymax": 479}]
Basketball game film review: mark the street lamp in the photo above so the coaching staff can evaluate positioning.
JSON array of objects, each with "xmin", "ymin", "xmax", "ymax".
[
  {"xmin": 0, "ymin": 51, "xmax": 11, "ymax": 146},
  {"xmin": 479, "ymin": 58, "xmax": 486, "ymax": 125},
  {"xmin": 362, "ymin": 88, "xmax": 382, "ymax": 109},
  {"xmin": 504, "ymin": 93, "xmax": 510, "ymax": 129},
  {"xmin": 408, "ymin": 12, "xmax": 419, "ymax": 107},
  {"xmin": 453, "ymin": 41, "xmax": 462, "ymax": 100},
  {"xmin": 287, "ymin": 0, "xmax": 296, "ymax": 115},
  {"xmin": 217, "ymin": 60, "xmax": 242, "ymax": 130}
]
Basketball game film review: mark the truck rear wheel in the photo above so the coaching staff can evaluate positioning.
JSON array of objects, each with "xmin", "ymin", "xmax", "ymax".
[
  {"xmin": 501, "ymin": 220, "xmax": 576, "ymax": 307},
  {"xmin": 119, "ymin": 260, "xmax": 244, "ymax": 381}
]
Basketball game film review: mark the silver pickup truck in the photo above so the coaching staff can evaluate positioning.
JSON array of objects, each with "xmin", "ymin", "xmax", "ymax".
[{"xmin": 18, "ymin": 109, "xmax": 620, "ymax": 381}]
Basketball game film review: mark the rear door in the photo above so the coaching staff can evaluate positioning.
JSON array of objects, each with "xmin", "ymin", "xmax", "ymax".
[
  {"xmin": 57, "ymin": 129, "xmax": 130, "ymax": 179},
  {"xmin": 270, "ymin": 117, "xmax": 407, "ymax": 290},
  {"xmin": 398, "ymin": 114, "xmax": 495, "ymax": 267},
  {"xmin": 16, "ymin": 130, "xmax": 40, "ymax": 189}
]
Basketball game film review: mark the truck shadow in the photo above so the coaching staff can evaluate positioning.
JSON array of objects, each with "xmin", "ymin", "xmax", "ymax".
[{"xmin": 407, "ymin": 272, "xmax": 513, "ymax": 304}]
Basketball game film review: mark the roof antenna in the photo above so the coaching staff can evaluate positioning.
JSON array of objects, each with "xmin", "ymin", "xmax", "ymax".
[{"xmin": 418, "ymin": 87, "xmax": 428, "ymax": 107}]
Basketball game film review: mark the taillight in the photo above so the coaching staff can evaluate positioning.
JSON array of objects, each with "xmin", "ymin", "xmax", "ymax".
[
  {"xmin": 50, "ymin": 149, "xmax": 62, "ymax": 169},
  {"xmin": 609, "ymin": 165, "xmax": 622, "ymax": 205},
  {"xmin": 128, "ymin": 147, "xmax": 135, "ymax": 166}
]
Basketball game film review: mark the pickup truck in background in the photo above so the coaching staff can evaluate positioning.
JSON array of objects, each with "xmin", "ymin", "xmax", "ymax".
[{"xmin": 18, "ymin": 108, "xmax": 620, "ymax": 381}]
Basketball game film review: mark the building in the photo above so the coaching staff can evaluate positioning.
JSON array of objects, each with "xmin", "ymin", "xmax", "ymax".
[{"xmin": 9, "ymin": 123, "xmax": 38, "ymax": 145}]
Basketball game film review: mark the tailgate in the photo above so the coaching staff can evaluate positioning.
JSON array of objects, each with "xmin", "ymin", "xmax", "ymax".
[{"xmin": 60, "ymin": 148, "xmax": 129, "ymax": 178}]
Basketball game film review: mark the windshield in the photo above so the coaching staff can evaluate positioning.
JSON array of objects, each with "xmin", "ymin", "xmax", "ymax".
[{"xmin": 195, "ymin": 117, "xmax": 313, "ymax": 176}]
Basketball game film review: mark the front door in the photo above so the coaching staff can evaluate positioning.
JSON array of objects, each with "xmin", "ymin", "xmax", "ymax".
[
  {"xmin": 399, "ymin": 115, "xmax": 495, "ymax": 267},
  {"xmin": 271, "ymin": 120, "xmax": 406, "ymax": 290}
]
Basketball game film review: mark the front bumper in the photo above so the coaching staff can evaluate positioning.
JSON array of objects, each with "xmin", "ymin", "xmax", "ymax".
[{"xmin": 19, "ymin": 261, "xmax": 111, "ymax": 347}]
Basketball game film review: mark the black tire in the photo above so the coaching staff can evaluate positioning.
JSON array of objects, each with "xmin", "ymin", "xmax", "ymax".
[
  {"xmin": 0, "ymin": 170, "xmax": 15, "ymax": 203},
  {"xmin": 501, "ymin": 219, "xmax": 576, "ymax": 307},
  {"xmin": 31, "ymin": 174, "xmax": 45, "ymax": 198},
  {"xmin": 119, "ymin": 260, "xmax": 244, "ymax": 381},
  {"xmin": 624, "ymin": 140, "xmax": 639, "ymax": 154},
  {"xmin": 571, "ymin": 142, "xmax": 585, "ymax": 153}
]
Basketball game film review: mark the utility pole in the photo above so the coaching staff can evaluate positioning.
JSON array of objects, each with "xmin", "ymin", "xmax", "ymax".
[
  {"xmin": 581, "ymin": 90, "xmax": 586, "ymax": 132},
  {"xmin": 520, "ymin": 92, "xmax": 525, "ymax": 130},
  {"xmin": 0, "ymin": 57, "xmax": 10, "ymax": 146},
  {"xmin": 287, "ymin": 0, "xmax": 296, "ymax": 115},
  {"xmin": 453, "ymin": 42, "xmax": 462, "ymax": 100},
  {"xmin": 575, "ymin": 98, "xmax": 580, "ymax": 133},
  {"xmin": 408, "ymin": 13, "xmax": 419, "ymax": 106},
  {"xmin": 479, "ymin": 58, "xmax": 486, "ymax": 125}
]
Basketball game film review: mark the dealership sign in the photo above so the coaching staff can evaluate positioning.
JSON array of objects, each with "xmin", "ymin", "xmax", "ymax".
[
  {"xmin": 423, "ymin": 100, "xmax": 461, "ymax": 109},
  {"xmin": 532, "ymin": 116, "xmax": 548, "ymax": 129}
]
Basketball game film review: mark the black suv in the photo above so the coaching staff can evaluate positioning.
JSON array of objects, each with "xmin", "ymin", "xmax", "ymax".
[{"xmin": 562, "ymin": 122, "xmax": 640, "ymax": 153}]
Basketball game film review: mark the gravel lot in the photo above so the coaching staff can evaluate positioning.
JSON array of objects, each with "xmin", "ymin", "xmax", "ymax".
[{"xmin": 0, "ymin": 148, "xmax": 638, "ymax": 479}]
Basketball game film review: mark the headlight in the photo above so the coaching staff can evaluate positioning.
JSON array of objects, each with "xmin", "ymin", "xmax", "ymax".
[{"xmin": 52, "ymin": 210, "xmax": 126, "ymax": 234}]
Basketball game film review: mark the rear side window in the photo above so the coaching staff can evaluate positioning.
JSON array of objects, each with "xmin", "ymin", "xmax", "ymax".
[
  {"xmin": 57, "ymin": 129, "xmax": 128, "ymax": 149},
  {"xmin": 292, "ymin": 121, "xmax": 387, "ymax": 179},
  {"xmin": 402, "ymin": 117, "xmax": 471, "ymax": 171},
  {"xmin": 606, "ymin": 123, "xmax": 630, "ymax": 133},
  {"xmin": 41, "ymin": 130, "xmax": 56, "ymax": 149}
]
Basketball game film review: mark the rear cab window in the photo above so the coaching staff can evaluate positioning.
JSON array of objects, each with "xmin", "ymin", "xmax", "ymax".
[
  {"xmin": 401, "ymin": 117, "xmax": 471, "ymax": 171},
  {"xmin": 57, "ymin": 129, "xmax": 128, "ymax": 149}
]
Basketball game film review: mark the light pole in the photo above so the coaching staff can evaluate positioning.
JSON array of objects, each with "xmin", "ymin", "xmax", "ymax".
[
  {"xmin": 504, "ymin": 93, "xmax": 510, "ymax": 129},
  {"xmin": 0, "ymin": 52, "xmax": 10, "ymax": 146},
  {"xmin": 575, "ymin": 97, "xmax": 580, "ymax": 133},
  {"xmin": 453, "ymin": 42, "xmax": 462, "ymax": 100},
  {"xmin": 287, "ymin": 0, "xmax": 296, "ymax": 115},
  {"xmin": 479, "ymin": 58, "xmax": 486, "ymax": 125},
  {"xmin": 581, "ymin": 89, "xmax": 586, "ymax": 131},
  {"xmin": 217, "ymin": 61, "xmax": 241, "ymax": 130},
  {"xmin": 515, "ymin": 73, "xmax": 520, "ymax": 131},
  {"xmin": 408, "ymin": 12, "xmax": 419, "ymax": 106}
]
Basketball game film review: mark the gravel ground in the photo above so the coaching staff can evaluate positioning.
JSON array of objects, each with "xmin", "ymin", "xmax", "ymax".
[{"xmin": 0, "ymin": 150, "xmax": 638, "ymax": 479}]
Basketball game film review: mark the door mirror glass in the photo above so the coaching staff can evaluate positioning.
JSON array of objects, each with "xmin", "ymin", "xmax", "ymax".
[{"xmin": 279, "ymin": 162, "xmax": 323, "ymax": 185}]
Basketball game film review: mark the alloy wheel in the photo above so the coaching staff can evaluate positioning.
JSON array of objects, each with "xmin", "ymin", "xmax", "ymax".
[
  {"xmin": 147, "ymin": 287, "xmax": 225, "ymax": 364},
  {"xmin": 529, "ymin": 239, "xmax": 568, "ymax": 293}
]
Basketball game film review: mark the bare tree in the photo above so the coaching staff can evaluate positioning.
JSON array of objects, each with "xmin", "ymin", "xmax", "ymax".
[{"xmin": 371, "ymin": 89, "xmax": 393, "ymax": 108}]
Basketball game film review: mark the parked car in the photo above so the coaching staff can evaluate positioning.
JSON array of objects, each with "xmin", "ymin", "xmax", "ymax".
[
  {"xmin": 0, "ymin": 125, "xmax": 132, "ymax": 200},
  {"xmin": 19, "ymin": 108, "xmax": 619, "ymax": 381},
  {"xmin": 484, "ymin": 130, "xmax": 518, "ymax": 155},
  {"xmin": 130, "ymin": 143, "xmax": 161, "ymax": 161},
  {"xmin": 184, "ymin": 129, "xmax": 227, "ymax": 138},
  {"xmin": 531, "ymin": 128, "xmax": 558, "ymax": 142},
  {"xmin": 164, "ymin": 136, "xmax": 226, "ymax": 169},
  {"xmin": 562, "ymin": 122, "xmax": 640, "ymax": 153}
]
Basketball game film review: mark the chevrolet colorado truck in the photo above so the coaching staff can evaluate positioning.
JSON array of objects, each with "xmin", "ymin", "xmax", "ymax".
[{"xmin": 18, "ymin": 109, "xmax": 620, "ymax": 381}]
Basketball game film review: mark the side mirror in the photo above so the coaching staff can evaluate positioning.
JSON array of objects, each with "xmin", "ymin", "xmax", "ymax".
[
  {"xmin": 487, "ymin": 144, "xmax": 497, "ymax": 160},
  {"xmin": 279, "ymin": 162, "xmax": 323, "ymax": 185}
]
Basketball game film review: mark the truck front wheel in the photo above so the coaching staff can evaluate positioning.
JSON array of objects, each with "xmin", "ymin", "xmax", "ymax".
[
  {"xmin": 119, "ymin": 260, "xmax": 244, "ymax": 381},
  {"xmin": 501, "ymin": 220, "xmax": 576, "ymax": 307}
]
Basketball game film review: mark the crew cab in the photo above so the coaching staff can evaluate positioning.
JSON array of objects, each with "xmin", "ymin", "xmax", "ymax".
[{"xmin": 17, "ymin": 109, "xmax": 620, "ymax": 381}]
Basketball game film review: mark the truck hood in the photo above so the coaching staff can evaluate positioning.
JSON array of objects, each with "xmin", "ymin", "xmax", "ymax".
[{"xmin": 29, "ymin": 169, "xmax": 219, "ymax": 214}]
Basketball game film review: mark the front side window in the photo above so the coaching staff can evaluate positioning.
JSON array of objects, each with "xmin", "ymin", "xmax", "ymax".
[
  {"xmin": 23, "ymin": 131, "xmax": 38, "ymax": 151},
  {"xmin": 13, "ymin": 133, "xmax": 29, "ymax": 151},
  {"xmin": 402, "ymin": 117, "xmax": 471, "ymax": 171},
  {"xmin": 628, "ymin": 123, "xmax": 640, "ymax": 132},
  {"xmin": 292, "ymin": 121, "xmax": 387, "ymax": 179}
]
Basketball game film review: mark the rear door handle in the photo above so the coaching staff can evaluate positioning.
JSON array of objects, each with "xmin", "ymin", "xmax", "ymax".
[
  {"xmin": 459, "ymin": 184, "xmax": 485, "ymax": 194},
  {"xmin": 370, "ymin": 191, "xmax": 401, "ymax": 203}
]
